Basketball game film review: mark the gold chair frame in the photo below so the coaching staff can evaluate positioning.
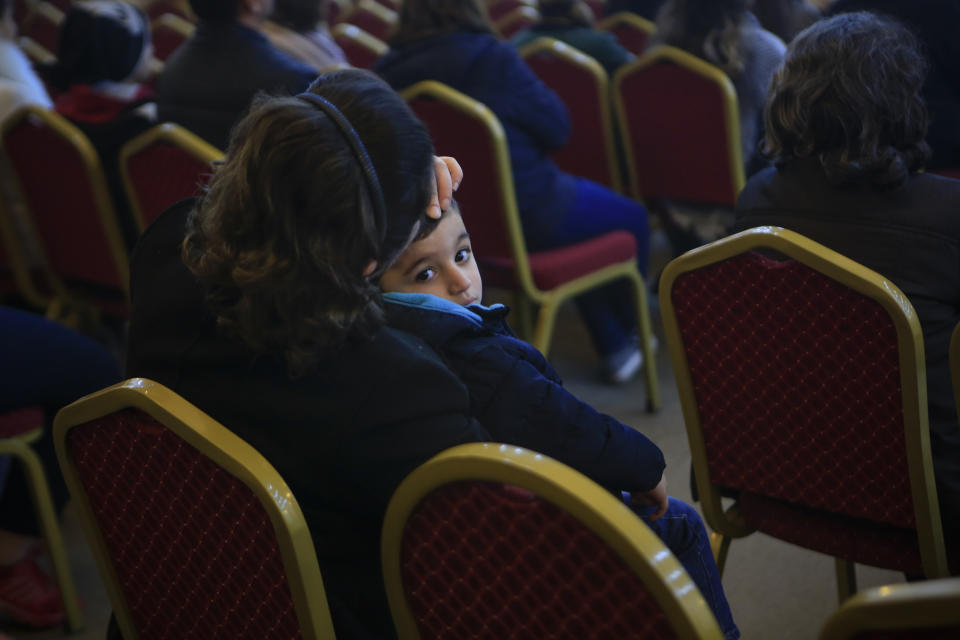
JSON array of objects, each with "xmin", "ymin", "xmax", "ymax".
[
  {"xmin": 518, "ymin": 36, "xmax": 623, "ymax": 193},
  {"xmin": 330, "ymin": 22, "xmax": 389, "ymax": 60},
  {"xmin": 819, "ymin": 577, "xmax": 960, "ymax": 640},
  {"xmin": 338, "ymin": 0, "xmax": 397, "ymax": 41},
  {"xmin": 118, "ymin": 122, "xmax": 223, "ymax": 232},
  {"xmin": 401, "ymin": 80, "xmax": 660, "ymax": 410},
  {"xmin": 613, "ymin": 44, "xmax": 745, "ymax": 205},
  {"xmin": 949, "ymin": 321, "xmax": 960, "ymax": 422},
  {"xmin": 659, "ymin": 226, "xmax": 948, "ymax": 600},
  {"xmin": 0, "ymin": 414, "xmax": 84, "ymax": 632},
  {"xmin": 53, "ymin": 378, "xmax": 337, "ymax": 640},
  {"xmin": 0, "ymin": 184, "xmax": 54, "ymax": 310},
  {"xmin": 382, "ymin": 442, "xmax": 724, "ymax": 640},
  {"xmin": 16, "ymin": 36, "xmax": 56, "ymax": 65},
  {"xmin": 0, "ymin": 106, "xmax": 131, "ymax": 315},
  {"xmin": 492, "ymin": 5, "xmax": 539, "ymax": 39}
]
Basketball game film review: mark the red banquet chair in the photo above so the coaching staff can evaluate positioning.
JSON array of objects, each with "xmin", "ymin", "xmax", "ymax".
[
  {"xmin": 150, "ymin": 12, "xmax": 194, "ymax": 62},
  {"xmin": 401, "ymin": 80, "xmax": 661, "ymax": 411},
  {"xmin": 613, "ymin": 45, "xmax": 745, "ymax": 209},
  {"xmin": 0, "ymin": 105, "xmax": 130, "ymax": 318},
  {"xmin": 597, "ymin": 11, "xmax": 656, "ymax": 55},
  {"xmin": 18, "ymin": 1, "xmax": 62, "ymax": 57},
  {"xmin": 118, "ymin": 122, "xmax": 222, "ymax": 232},
  {"xmin": 486, "ymin": 0, "xmax": 536, "ymax": 23},
  {"xmin": 331, "ymin": 22, "xmax": 388, "ymax": 69},
  {"xmin": 519, "ymin": 36, "xmax": 623, "ymax": 192},
  {"xmin": 144, "ymin": 0, "xmax": 194, "ymax": 22},
  {"xmin": 493, "ymin": 5, "xmax": 539, "ymax": 40},
  {"xmin": 337, "ymin": 0, "xmax": 396, "ymax": 43},
  {"xmin": 53, "ymin": 378, "xmax": 338, "ymax": 640},
  {"xmin": 382, "ymin": 443, "xmax": 724, "ymax": 639},
  {"xmin": 660, "ymin": 227, "xmax": 952, "ymax": 603}
]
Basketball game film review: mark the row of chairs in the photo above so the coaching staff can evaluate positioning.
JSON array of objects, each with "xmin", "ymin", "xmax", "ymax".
[
  {"xmin": 0, "ymin": 105, "xmax": 222, "ymax": 319},
  {"xmin": 44, "ymin": 365, "xmax": 960, "ymax": 639}
]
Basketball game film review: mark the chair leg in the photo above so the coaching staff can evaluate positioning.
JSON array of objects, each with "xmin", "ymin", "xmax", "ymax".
[
  {"xmin": 4, "ymin": 438, "xmax": 85, "ymax": 632},
  {"xmin": 511, "ymin": 292, "xmax": 535, "ymax": 344},
  {"xmin": 834, "ymin": 558, "xmax": 856, "ymax": 604},
  {"xmin": 531, "ymin": 298, "xmax": 560, "ymax": 358},
  {"xmin": 630, "ymin": 272, "xmax": 661, "ymax": 412},
  {"xmin": 710, "ymin": 532, "xmax": 731, "ymax": 578}
]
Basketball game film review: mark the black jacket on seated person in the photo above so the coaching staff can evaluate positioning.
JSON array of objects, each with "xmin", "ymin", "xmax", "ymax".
[
  {"xmin": 126, "ymin": 199, "xmax": 489, "ymax": 639},
  {"xmin": 734, "ymin": 159, "xmax": 960, "ymax": 543},
  {"xmin": 156, "ymin": 22, "xmax": 316, "ymax": 149}
]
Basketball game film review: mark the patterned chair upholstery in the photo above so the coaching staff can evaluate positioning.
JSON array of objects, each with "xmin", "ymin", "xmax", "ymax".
[
  {"xmin": 382, "ymin": 442, "xmax": 725, "ymax": 640},
  {"xmin": 118, "ymin": 122, "xmax": 222, "ymax": 232},
  {"xmin": 53, "ymin": 378, "xmax": 337, "ymax": 640},
  {"xmin": 519, "ymin": 37, "xmax": 622, "ymax": 192},
  {"xmin": 401, "ymin": 80, "xmax": 660, "ymax": 411},
  {"xmin": 0, "ymin": 105, "xmax": 130, "ymax": 318},
  {"xmin": 659, "ymin": 226, "xmax": 950, "ymax": 603},
  {"xmin": 597, "ymin": 11, "xmax": 656, "ymax": 55},
  {"xmin": 613, "ymin": 45, "xmax": 744, "ymax": 208},
  {"xmin": 819, "ymin": 577, "xmax": 960, "ymax": 640}
]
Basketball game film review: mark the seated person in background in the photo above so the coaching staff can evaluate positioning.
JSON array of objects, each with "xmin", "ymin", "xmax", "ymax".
[
  {"xmin": 607, "ymin": 0, "xmax": 667, "ymax": 19},
  {"xmin": 45, "ymin": 0, "xmax": 157, "ymax": 245},
  {"xmin": 511, "ymin": 0, "xmax": 634, "ymax": 75},
  {"xmin": 827, "ymin": 0, "xmax": 960, "ymax": 172},
  {"xmin": 156, "ymin": 0, "xmax": 317, "ymax": 149},
  {"xmin": 0, "ymin": 306, "xmax": 121, "ymax": 630},
  {"xmin": 379, "ymin": 202, "xmax": 740, "ymax": 639},
  {"xmin": 0, "ymin": 0, "xmax": 51, "ymax": 121},
  {"xmin": 375, "ymin": 0, "xmax": 652, "ymax": 384},
  {"xmin": 735, "ymin": 12, "xmax": 960, "ymax": 570},
  {"xmin": 655, "ymin": 0, "xmax": 785, "ymax": 174},
  {"xmin": 260, "ymin": 0, "xmax": 347, "ymax": 72},
  {"xmin": 751, "ymin": 0, "xmax": 820, "ymax": 43}
]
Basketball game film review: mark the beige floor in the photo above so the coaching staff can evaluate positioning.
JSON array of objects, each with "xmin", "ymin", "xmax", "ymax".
[{"xmin": 3, "ymin": 233, "xmax": 905, "ymax": 640}]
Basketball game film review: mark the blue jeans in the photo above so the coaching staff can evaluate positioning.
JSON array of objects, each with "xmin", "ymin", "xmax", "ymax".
[
  {"xmin": 626, "ymin": 495, "xmax": 740, "ymax": 640},
  {"xmin": 532, "ymin": 178, "xmax": 650, "ymax": 357}
]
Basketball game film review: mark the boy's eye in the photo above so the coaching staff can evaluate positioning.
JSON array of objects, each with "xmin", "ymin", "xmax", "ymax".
[
  {"xmin": 455, "ymin": 248, "xmax": 471, "ymax": 263},
  {"xmin": 415, "ymin": 268, "xmax": 436, "ymax": 282}
]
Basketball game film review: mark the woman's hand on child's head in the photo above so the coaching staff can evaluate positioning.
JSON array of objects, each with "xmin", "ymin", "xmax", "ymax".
[
  {"xmin": 631, "ymin": 475, "xmax": 669, "ymax": 522},
  {"xmin": 428, "ymin": 156, "xmax": 463, "ymax": 219}
]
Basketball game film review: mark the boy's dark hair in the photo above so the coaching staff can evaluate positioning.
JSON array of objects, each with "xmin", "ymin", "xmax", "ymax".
[
  {"xmin": 271, "ymin": 0, "xmax": 328, "ymax": 32},
  {"xmin": 412, "ymin": 198, "xmax": 461, "ymax": 242},
  {"xmin": 390, "ymin": 0, "xmax": 493, "ymax": 47},
  {"xmin": 763, "ymin": 12, "xmax": 930, "ymax": 189},
  {"xmin": 182, "ymin": 69, "xmax": 436, "ymax": 377},
  {"xmin": 188, "ymin": 0, "xmax": 243, "ymax": 22}
]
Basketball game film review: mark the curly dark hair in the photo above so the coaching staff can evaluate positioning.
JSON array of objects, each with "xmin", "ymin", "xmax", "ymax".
[
  {"xmin": 182, "ymin": 69, "xmax": 435, "ymax": 377},
  {"xmin": 390, "ymin": 0, "xmax": 493, "ymax": 47},
  {"xmin": 762, "ymin": 12, "xmax": 930, "ymax": 189}
]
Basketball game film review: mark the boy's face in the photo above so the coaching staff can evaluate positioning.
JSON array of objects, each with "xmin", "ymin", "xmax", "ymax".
[{"xmin": 380, "ymin": 211, "xmax": 483, "ymax": 306}]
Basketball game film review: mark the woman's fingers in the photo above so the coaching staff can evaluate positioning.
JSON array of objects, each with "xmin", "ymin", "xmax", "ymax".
[{"xmin": 427, "ymin": 156, "xmax": 463, "ymax": 219}]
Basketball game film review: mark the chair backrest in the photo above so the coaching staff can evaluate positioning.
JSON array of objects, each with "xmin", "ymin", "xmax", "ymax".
[
  {"xmin": 0, "ymin": 182, "xmax": 55, "ymax": 309},
  {"xmin": 950, "ymin": 322, "xmax": 960, "ymax": 421},
  {"xmin": 401, "ymin": 81, "xmax": 540, "ymax": 296},
  {"xmin": 145, "ymin": 0, "xmax": 195, "ymax": 22},
  {"xmin": 150, "ymin": 12, "xmax": 195, "ymax": 62},
  {"xmin": 487, "ymin": 0, "xmax": 536, "ymax": 23},
  {"xmin": 339, "ymin": 0, "xmax": 395, "ymax": 42},
  {"xmin": 614, "ymin": 45, "xmax": 744, "ymax": 207},
  {"xmin": 330, "ymin": 22, "xmax": 388, "ymax": 69},
  {"xmin": 0, "ymin": 105, "xmax": 130, "ymax": 294},
  {"xmin": 119, "ymin": 122, "xmax": 222, "ymax": 232},
  {"xmin": 819, "ymin": 577, "xmax": 960, "ymax": 640},
  {"xmin": 519, "ymin": 36, "xmax": 622, "ymax": 192},
  {"xmin": 382, "ymin": 442, "xmax": 725, "ymax": 640},
  {"xmin": 53, "ymin": 378, "xmax": 337, "ymax": 640},
  {"xmin": 597, "ymin": 11, "xmax": 656, "ymax": 55},
  {"xmin": 19, "ymin": 1, "xmax": 62, "ymax": 56},
  {"xmin": 660, "ymin": 226, "xmax": 947, "ymax": 578},
  {"xmin": 493, "ymin": 5, "xmax": 539, "ymax": 39}
]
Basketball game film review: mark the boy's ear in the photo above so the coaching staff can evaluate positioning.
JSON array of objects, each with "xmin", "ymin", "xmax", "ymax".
[{"xmin": 363, "ymin": 260, "xmax": 378, "ymax": 278}]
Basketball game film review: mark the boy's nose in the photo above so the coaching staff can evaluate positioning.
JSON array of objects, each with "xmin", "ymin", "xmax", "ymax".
[{"xmin": 449, "ymin": 269, "xmax": 471, "ymax": 294}]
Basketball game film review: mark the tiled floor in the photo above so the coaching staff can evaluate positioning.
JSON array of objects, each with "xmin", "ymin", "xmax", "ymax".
[{"xmin": 3, "ymin": 233, "xmax": 905, "ymax": 640}]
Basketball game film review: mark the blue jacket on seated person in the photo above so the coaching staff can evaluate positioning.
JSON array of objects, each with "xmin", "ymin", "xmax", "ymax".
[{"xmin": 383, "ymin": 291, "xmax": 667, "ymax": 494}]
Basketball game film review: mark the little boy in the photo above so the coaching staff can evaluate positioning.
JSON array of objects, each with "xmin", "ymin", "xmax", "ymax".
[{"xmin": 378, "ymin": 201, "xmax": 739, "ymax": 639}]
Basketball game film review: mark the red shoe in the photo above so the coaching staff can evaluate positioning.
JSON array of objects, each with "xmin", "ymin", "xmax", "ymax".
[{"xmin": 0, "ymin": 555, "xmax": 66, "ymax": 628}]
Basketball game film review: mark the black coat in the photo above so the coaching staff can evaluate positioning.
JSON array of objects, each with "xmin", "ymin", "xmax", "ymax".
[
  {"xmin": 735, "ymin": 160, "xmax": 960, "ymax": 510},
  {"xmin": 126, "ymin": 200, "xmax": 488, "ymax": 639}
]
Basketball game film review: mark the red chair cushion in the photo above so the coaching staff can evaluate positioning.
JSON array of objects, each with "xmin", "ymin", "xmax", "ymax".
[
  {"xmin": 608, "ymin": 23, "xmax": 651, "ymax": 56},
  {"xmin": 342, "ymin": 7, "xmax": 393, "ymax": 42},
  {"xmin": 124, "ymin": 140, "xmax": 213, "ymax": 229},
  {"xmin": 401, "ymin": 481, "xmax": 680, "ymax": 639},
  {"xmin": 0, "ymin": 406, "xmax": 44, "ymax": 439},
  {"xmin": 67, "ymin": 409, "xmax": 302, "ymax": 640},
  {"xmin": 672, "ymin": 252, "xmax": 914, "ymax": 528},
  {"xmin": 151, "ymin": 21, "xmax": 190, "ymax": 62},
  {"xmin": 334, "ymin": 28, "xmax": 384, "ymax": 69},
  {"xmin": 482, "ymin": 230, "xmax": 637, "ymax": 291}
]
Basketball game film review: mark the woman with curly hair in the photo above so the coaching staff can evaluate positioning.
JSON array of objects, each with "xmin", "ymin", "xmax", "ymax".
[
  {"xmin": 735, "ymin": 12, "xmax": 960, "ymax": 571},
  {"xmin": 655, "ymin": 0, "xmax": 785, "ymax": 172}
]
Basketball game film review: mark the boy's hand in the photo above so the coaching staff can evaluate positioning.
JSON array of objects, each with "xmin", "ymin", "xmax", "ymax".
[
  {"xmin": 631, "ymin": 475, "xmax": 669, "ymax": 522},
  {"xmin": 428, "ymin": 156, "xmax": 463, "ymax": 219}
]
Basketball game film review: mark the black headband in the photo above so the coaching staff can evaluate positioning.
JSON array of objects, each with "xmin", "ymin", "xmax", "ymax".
[{"xmin": 297, "ymin": 92, "xmax": 388, "ymax": 244}]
